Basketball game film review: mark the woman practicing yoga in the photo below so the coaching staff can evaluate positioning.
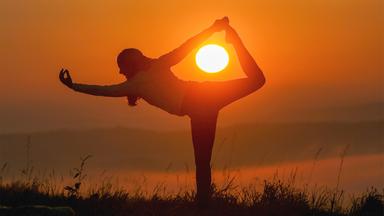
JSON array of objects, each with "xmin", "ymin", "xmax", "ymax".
[{"xmin": 59, "ymin": 17, "xmax": 265, "ymax": 205}]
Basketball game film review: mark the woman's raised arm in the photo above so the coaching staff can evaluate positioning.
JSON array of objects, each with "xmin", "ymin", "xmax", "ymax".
[{"xmin": 158, "ymin": 17, "xmax": 229, "ymax": 67}]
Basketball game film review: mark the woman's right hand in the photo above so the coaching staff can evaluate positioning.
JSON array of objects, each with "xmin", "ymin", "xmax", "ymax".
[{"xmin": 59, "ymin": 68, "xmax": 73, "ymax": 89}]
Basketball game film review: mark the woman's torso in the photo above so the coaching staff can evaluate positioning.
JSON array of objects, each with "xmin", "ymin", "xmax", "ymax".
[{"xmin": 130, "ymin": 63, "xmax": 191, "ymax": 116}]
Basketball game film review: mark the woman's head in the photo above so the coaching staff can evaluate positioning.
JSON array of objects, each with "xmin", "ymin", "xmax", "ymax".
[
  {"xmin": 117, "ymin": 48, "xmax": 151, "ymax": 106},
  {"xmin": 117, "ymin": 48, "xmax": 152, "ymax": 78}
]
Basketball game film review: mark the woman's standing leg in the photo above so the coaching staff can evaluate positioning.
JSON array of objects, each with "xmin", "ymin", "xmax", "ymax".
[{"xmin": 190, "ymin": 111, "xmax": 218, "ymax": 206}]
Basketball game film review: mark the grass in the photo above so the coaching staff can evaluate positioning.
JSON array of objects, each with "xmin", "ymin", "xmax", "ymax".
[
  {"xmin": 0, "ymin": 178, "xmax": 382, "ymax": 215},
  {"xmin": 0, "ymin": 142, "xmax": 382, "ymax": 215},
  {"xmin": 0, "ymin": 160, "xmax": 382, "ymax": 216}
]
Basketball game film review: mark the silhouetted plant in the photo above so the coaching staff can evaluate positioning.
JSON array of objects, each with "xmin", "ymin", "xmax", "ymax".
[
  {"xmin": 349, "ymin": 187, "xmax": 384, "ymax": 216},
  {"xmin": 0, "ymin": 162, "xmax": 8, "ymax": 185},
  {"xmin": 64, "ymin": 155, "xmax": 92, "ymax": 197},
  {"xmin": 20, "ymin": 135, "xmax": 35, "ymax": 185}
]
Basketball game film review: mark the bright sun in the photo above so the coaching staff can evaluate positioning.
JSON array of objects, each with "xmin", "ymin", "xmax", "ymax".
[{"xmin": 195, "ymin": 44, "xmax": 229, "ymax": 73}]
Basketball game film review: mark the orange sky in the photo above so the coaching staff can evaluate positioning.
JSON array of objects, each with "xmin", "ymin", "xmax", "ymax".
[{"xmin": 0, "ymin": 0, "xmax": 383, "ymax": 133}]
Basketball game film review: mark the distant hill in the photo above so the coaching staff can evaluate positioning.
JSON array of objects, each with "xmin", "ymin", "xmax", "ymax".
[{"xmin": 0, "ymin": 121, "xmax": 382, "ymax": 173}]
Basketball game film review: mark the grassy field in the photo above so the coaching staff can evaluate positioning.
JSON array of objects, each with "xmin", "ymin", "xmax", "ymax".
[
  {"xmin": 0, "ymin": 157, "xmax": 382, "ymax": 216},
  {"xmin": 0, "ymin": 178, "xmax": 382, "ymax": 215},
  {"xmin": 0, "ymin": 121, "xmax": 383, "ymax": 215}
]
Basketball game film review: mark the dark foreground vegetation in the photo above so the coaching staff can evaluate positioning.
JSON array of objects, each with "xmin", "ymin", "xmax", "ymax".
[
  {"xmin": 0, "ymin": 152, "xmax": 383, "ymax": 215},
  {"xmin": 0, "ymin": 178, "xmax": 382, "ymax": 216}
]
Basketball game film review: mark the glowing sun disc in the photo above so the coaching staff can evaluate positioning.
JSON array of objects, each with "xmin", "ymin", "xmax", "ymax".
[{"xmin": 195, "ymin": 44, "xmax": 229, "ymax": 73}]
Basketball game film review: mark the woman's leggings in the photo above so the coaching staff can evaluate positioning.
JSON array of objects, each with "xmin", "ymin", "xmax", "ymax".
[
  {"xmin": 181, "ymin": 77, "xmax": 259, "ymax": 204},
  {"xmin": 190, "ymin": 112, "xmax": 218, "ymax": 204}
]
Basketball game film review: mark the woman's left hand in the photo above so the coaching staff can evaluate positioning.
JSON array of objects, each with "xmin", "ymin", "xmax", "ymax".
[{"xmin": 59, "ymin": 68, "xmax": 73, "ymax": 89}]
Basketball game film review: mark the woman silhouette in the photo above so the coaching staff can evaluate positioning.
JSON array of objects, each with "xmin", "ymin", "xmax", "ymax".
[{"xmin": 59, "ymin": 17, "xmax": 265, "ymax": 205}]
